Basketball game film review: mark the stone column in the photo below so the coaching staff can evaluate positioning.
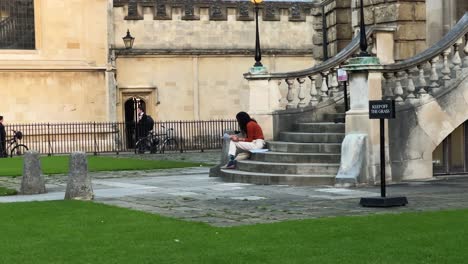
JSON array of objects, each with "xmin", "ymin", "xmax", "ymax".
[
  {"xmin": 341, "ymin": 56, "xmax": 392, "ymax": 185},
  {"xmin": 243, "ymin": 76, "xmax": 283, "ymax": 140}
]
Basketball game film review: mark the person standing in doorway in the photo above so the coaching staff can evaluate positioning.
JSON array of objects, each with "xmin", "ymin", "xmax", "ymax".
[
  {"xmin": 0, "ymin": 116, "xmax": 6, "ymax": 158},
  {"xmin": 136, "ymin": 106, "xmax": 151, "ymax": 140},
  {"xmin": 225, "ymin": 112, "xmax": 265, "ymax": 169}
]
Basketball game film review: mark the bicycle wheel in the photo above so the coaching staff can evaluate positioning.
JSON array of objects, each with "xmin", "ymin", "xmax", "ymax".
[
  {"xmin": 10, "ymin": 144, "xmax": 29, "ymax": 157},
  {"xmin": 149, "ymin": 137, "xmax": 160, "ymax": 154},
  {"xmin": 135, "ymin": 138, "xmax": 149, "ymax": 154},
  {"xmin": 160, "ymin": 139, "xmax": 178, "ymax": 154}
]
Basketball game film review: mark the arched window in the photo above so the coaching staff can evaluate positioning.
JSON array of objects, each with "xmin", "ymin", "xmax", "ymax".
[{"xmin": 0, "ymin": 0, "xmax": 35, "ymax": 49}]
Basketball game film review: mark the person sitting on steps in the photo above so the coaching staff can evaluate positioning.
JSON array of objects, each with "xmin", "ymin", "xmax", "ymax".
[{"xmin": 225, "ymin": 112, "xmax": 265, "ymax": 169}]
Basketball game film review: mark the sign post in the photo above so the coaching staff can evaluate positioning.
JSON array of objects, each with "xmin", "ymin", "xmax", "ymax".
[
  {"xmin": 359, "ymin": 100, "xmax": 408, "ymax": 207},
  {"xmin": 337, "ymin": 69, "xmax": 349, "ymax": 112}
]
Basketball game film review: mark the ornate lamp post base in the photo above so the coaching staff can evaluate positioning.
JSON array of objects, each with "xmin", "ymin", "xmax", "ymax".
[{"xmin": 249, "ymin": 65, "xmax": 268, "ymax": 74}]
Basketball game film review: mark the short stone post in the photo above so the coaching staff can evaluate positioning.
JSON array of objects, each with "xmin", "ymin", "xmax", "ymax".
[
  {"xmin": 65, "ymin": 152, "xmax": 94, "ymax": 200},
  {"xmin": 20, "ymin": 151, "xmax": 47, "ymax": 195},
  {"xmin": 209, "ymin": 130, "xmax": 242, "ymax": 177}
]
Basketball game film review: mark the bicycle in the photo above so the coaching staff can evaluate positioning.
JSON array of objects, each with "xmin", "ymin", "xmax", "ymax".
[
  {"xmin": 6, "ymin": 130, "xmax": 29, "ymax": 157},
  {"xmin": 135, "ymin": 130, "xmax": 159, "ymax": 154},
  {"xmin": 157, "ymin": 125, "xmax": 179, "ymax": 154},
  {"xmin": 135, "ymin": 125, "xmax": 179, "ymax": 154}
]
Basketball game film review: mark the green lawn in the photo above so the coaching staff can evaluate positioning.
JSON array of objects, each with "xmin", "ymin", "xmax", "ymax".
[
  {"xmin": 0, "ymin": 201, "xmax": 467, "ymax": 264},
  {"xmin": 0, "ymin": 186, "xmax": 17, "ymax": 196},
  {"xmin": 0, "ymin": 156, "xmax": 208, "ymax": 177}
]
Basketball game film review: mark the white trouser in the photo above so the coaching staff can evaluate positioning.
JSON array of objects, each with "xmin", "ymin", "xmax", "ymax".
[{"xmin": 228, "ymin": 139, "xmax": 265, "ymax": 161}]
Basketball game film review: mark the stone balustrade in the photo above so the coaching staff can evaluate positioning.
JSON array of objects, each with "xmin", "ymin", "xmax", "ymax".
[
  {"xmin": 245, "ymin": 25, "xmax": 394, "ymax": 112},
  {"xmin": 380, "ymin": 13, "xmax": 468, "ymax": 103}
]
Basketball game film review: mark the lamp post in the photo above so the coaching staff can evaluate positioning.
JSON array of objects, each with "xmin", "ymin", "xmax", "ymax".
[
  {"xmin": 132, "ymin": 97, "xmax": 140, "ymax": 153},
  {"xmin": 358, "ymin": 0, "xmax": 370, "ymax": 56},
  {"xmin": 123, "ymin": 29, "xmax": 135, "ymax": 49},
  {"xmin": 251, "ymin": 0, "xmax": 263, "ymax": 67}
]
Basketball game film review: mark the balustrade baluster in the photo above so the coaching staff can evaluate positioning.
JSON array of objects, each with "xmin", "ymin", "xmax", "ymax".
[
  {"xmin": 405, "ymin": 69, "xmax": 416, "ymax": 99},
  {"xmin": 464, "ymin": 34, "xmax": 468, "ymax": 68},
  {"xmin": 394, "ymin": 71, "xmax": 404, "ymax": 102},
  {"xmin": 308, "ymin": 75, "xmax": 319, "ymax": 106},
  {"xmin": 297, "ymin": 78, "xmax": 307, "ymax": 108},
  {"xmin": 276, "ymin": 80, "xmax": 287, "ymax": 109},
  {"xmin": 286, "ymin": 79, "xmax": 297, "ymax": 109},
  {"xmin": 452, "ymin": 38, "xmax": 463, "ymax": 77},
  {"xmin": 429, "ymin": 56, "xmax": 440, "ymax": 94},
  {"xmin": 417, "ymin": 64, "xmax": 428, "ymax": 96},
  {"xmin": 329, "ymin": 67, "xmax": 339, "ymax": 96},
  {"xmin": 383, "ymin": 72, "xmax": 394, "ymax": 100},
  {"xmin": 320, "ymin": 71, "xmax": 329, "ymax": 101},
  {"xmin": 441, "ymin": 48, "xmax": 452, "ymax": 83}
]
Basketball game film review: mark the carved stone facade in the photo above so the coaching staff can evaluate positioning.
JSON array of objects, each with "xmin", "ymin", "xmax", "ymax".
[
  {"xmin": 114, "ymin": 0, "xmax": 314, "ymax": 22},
  {"xmin": 0, "ymin": 0, "xmax": 466, "ymax": 124}
]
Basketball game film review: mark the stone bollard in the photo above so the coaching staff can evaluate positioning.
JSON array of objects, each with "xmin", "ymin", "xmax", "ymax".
[
  {"xmin": 65, "ymin": 152, "xmax": 94, "ymax": 200},
  {"xmin": 20, "ymin": 151, "xmax": 47, "ymax": 195},
  {"xmin": 209, "ymin": 130, "xmax": 243, "ymax": 177}
]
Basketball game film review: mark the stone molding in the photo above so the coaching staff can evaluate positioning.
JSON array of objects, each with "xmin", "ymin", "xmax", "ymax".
[
  {"xmin": 113, "ymin": 48, "xmax": 313, "ymax": 56},
  {"xmin": 114, "ymin": 0, "xmax": 315, "ymax": 22}
]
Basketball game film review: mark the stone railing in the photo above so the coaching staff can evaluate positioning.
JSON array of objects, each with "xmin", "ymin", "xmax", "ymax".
[
  {"xmin": 244, "ymin": 25, "xmax": 394, "ymax": 111},
  {"xmin": 380, "ymin": 13, "xmax": 468, "ymax": 103}
]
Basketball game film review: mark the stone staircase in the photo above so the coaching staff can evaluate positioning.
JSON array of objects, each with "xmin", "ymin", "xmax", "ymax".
[{"xmin": 220, "ymin": 112, "xmax": 345, "ymax": 186}]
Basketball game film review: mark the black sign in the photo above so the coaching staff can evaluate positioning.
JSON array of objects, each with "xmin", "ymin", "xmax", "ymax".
[{"xmin": 369, "ymin": 100, "xmax": 395, "ymax": 119}]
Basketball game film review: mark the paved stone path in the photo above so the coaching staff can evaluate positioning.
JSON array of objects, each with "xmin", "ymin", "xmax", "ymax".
[{"xmin": 2, "ymin": 162, "xmax": 468, "ymax": 226}]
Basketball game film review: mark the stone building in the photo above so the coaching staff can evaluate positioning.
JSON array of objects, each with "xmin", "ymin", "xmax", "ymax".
[{"xmin": 1, "ymin": 0, "xmax": 467, "ymax": 180}]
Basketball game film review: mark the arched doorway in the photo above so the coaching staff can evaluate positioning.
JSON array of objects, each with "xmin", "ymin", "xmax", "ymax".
[
  {"xmin": 433, "ymin": 120, "xmax": 468, "ymax": 175},
  {"xmin": 124, "ymin": 98, "xmax": 146, "ymax": 148}
]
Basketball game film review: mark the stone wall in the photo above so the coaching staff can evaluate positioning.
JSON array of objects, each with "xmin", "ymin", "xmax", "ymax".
[
  {"xmin": 0, "ymin": 0, "xmax": 109, "ymax": 123},
  {"xmin": 115, "ymin": 54, "xmax": 314, "ymax": 121},
  {"xmin": 0, "ymin": 71, "xmax": 107, "ymax": 122},
  {"xmin": 426, "ymin": 0, "xmax": 468, "ymax": 46},
  {"xmin": 351, "ymin": 0, "xmax": 427, "ymax": 61},
  {"xmin": 113, "ymin": 0, "xmax": 317, "ymax": 51},
  {"xmin": 319, "ymin": 0, "xmax": 353, "ymax": 58},
  {"xmin": 112, "ymin": 0, "xmax": 318, "ymax": 121}
]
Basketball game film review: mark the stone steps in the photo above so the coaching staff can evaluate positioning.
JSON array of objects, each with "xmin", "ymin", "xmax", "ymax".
[
  {"xmin": 237, "ymin": 160, "xmax": 340, "ymax": 175},
  {"xmin": 220, "ymin": 169, "xmax": 335, "ymax": 186},
  {"xmin": 267, "ymin": 141, "xmax": 342, "ymax": 153},
  {"xmin": 295, "ymin": 122, "xmax": 345, "ymax": 133},
  {"xmin": 218, "ymin": 109, "xmax": 347, "ymax": 186},
  {"xmin": 251, "ymin": 151, "xmax": 341, "ymax": 163},
  {"xmin": 323, "ymin": 113, "xmax": 346, "ymax": 123},
  {"xmin": 279, "ymin": 132, "xmax": 345, "ymax": 143}
]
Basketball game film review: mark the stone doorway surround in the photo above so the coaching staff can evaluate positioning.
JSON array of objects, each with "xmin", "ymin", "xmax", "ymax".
[{"xmin": 117, "ymin": 86, "xmax": 160, "ymax": 122}]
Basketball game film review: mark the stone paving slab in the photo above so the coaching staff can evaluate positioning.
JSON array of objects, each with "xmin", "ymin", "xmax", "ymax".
[{"xmin": 2, "ymin": 166, "xmax": 468, "ymax": 227}]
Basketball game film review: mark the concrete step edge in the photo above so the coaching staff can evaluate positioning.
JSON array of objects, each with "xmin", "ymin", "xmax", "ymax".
[{"xmin": 220, "ymin": 169, "xmax": 336, "ymax": 178}]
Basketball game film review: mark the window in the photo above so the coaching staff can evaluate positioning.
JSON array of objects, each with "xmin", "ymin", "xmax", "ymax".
[{"xmin": 0, "ymin": 0, "xmax": 35, "ymax": 49}]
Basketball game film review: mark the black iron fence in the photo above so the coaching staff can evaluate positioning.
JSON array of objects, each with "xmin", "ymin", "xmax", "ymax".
[{"xmin": 5, "ymin": 120, "xmax": 238, "ymax": 155}]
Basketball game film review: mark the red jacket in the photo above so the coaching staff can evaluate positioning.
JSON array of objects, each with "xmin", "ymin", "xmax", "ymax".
[{"xmin": 244, "ymin": 121, "xmax": 264, "ymax": 142}]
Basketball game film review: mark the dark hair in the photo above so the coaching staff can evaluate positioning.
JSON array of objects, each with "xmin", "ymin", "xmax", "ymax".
[
  {"xmin": 0, "ymin": 116, "xmax": 3, "ymax": 121},
  {"xmin": 236, "ymin": 112, "xmax": 256, "ymax": 135},
  {"xmin": 137, "ymin": 106, "xmax": 145, "ymax": 111}
]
